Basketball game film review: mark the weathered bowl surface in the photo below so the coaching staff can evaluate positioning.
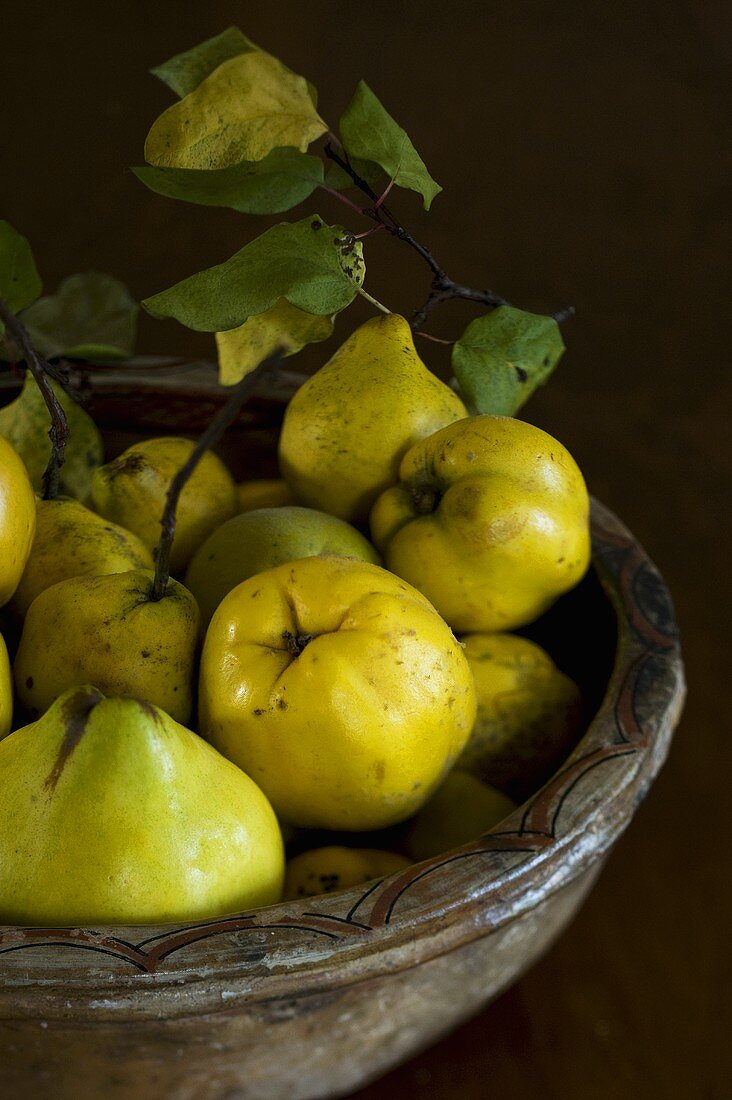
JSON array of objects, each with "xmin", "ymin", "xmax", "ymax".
[{"xmin": 0, "ymin": 367, "xmax": 685, "ymax": 1100}]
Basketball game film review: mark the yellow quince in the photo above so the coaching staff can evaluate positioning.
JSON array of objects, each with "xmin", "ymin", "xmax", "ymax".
[
  {"xmin": 458, "ymin": 633, "xmax": 582, "ymax": 796},
  {"xmin": 0, "ymin": 436, "xmax": 36, "ymax": 607},
  {"xmin": 278, "ymin": 314, "xmax": 467, "ymax": 523},
  {"xmin": 284, "ymin": 846, "xmax": 411, "ymax": 900},
  {"xmin": 90, "ymin": 437, "xmax": 237, "ymax": 573},
  {"xmin": 0, "ymin": 687, "xmax": 284, "ymax": 924},
  {"xmin": 199, "ymin": 556, "xmax": 476, "ymax": 831},
  {"xmin": 371, "ymin": 414, "xmax": 591, "ymax": 632}
]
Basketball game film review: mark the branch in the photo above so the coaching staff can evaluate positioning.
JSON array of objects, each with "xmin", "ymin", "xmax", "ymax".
[
  {"xmin": 0, "ymin": 297, "xmax": 69, "ymax": 499},
  {"xmin": 150, "ymin": 346, "xmax": 285, "ymax": 602},
  {"xmin": 323, "ymin": 143, "xmax": 573, "ymax": 333}
]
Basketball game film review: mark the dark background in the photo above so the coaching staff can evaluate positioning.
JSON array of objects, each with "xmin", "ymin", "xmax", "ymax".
[{"xmin": 2, "ymin": 2, "xmax": 729, "ymax": 1097}]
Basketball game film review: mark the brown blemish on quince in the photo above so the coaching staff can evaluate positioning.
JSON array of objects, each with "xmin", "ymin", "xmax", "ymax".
[{"xmin": 45, "ymin": 688, "xmax": 105, "ymax": 795}]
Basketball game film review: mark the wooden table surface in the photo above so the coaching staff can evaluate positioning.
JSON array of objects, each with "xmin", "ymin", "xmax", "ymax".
[{"xmin": 3, "ymin": 3, "xmax": 728, "ymax": 1097}]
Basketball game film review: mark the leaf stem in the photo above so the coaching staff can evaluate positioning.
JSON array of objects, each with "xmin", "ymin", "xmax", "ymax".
[
  {"xmin": 0, "ymin": 296, "xmax": 69, "ymax": 500},
  {"xmin": 357, "ymin": 287, "xmax": 391, "ymax": 315},
  {"xmin": 150, "ymin": 346, "xmax": 285, "ymax": 602},
  {"xmin": 354, "ymin": 224, "xmax": 386, "ymax": 240},
  {"xmin": 320, "ymin": 185, "xmax": 365, "ymax": 217},
  {"xmin": 323, "ymin": 143, "xmax": 573, "ymax": 330},
  {"xmin": 374, "ymin": 178, "xmax": 395, "ymax": 211}
]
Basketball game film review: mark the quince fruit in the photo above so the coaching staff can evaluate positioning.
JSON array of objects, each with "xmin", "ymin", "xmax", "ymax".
[
  {"xmin": 371, "ymin": 414, "xmax": 590, "ymax": 631},
  {"xmin": 284, "ymin": 846, "xmax": 410, "ymax": 900},
  {"xmin": 0, "ymin": 436, "xmax": 36, "ymax": 607},
  {"xmin": 458, "ymin": 632, "xmax": 582, "ymax": 796},
  {"xmin": 199, "ymin": 556, "xmax": 476, "ymax": 831},
  {"xmin": 279, "ymin": 314, "xmax": 467, "ymax": 523}
]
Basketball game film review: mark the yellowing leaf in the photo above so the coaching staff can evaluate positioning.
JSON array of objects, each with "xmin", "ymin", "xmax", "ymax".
[
  {"xmin": 151, "ymin": 27, "xmax": 258, "ymax": 98},
  {"xmin": 145, "ymin": 51, "xmax": 327, "ymax": 170},
  {"xmin": 216, "ymin": 299, "xmax": 334, "ymax": 385},
  {"xmin": 150, "ymin": 27, "xmax": 319, "ymax": 107}
]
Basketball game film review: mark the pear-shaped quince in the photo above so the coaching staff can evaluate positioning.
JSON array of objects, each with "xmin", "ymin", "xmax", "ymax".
[
  {"xmin": 0, "ymin": 436, "xmax": 36, "ymax": 607},
  {"xmin": 278, "ymin": 314, "xmax": 467, "ymax": 523},
  {"xmin": 11, "ymin": 497, "xmax": 154, "ymax": 617},
  {"xmin": 0, "ymin": 687, "xmax": 284, "ymax": 924},
  {"xmin": 185, "ymin": 505, "xmax": 380, "ymax": 628},
  {"xmin": 0, "ymin": 374, "xmax": 103, "ymax": 501},
  {"xmin": 371, "ymin": 414, "xmax": 591, "ymax": 632},
  {"xmin": 199, "ymin": 555, "xmax": 476, "ymax": 831},
  {"xmin": 14, "ymin": 570, "xmax": 198, "ymax": 724},
  {"xmin": 90, "ymin": 437, "xmax": 237, "ymax": 572}
]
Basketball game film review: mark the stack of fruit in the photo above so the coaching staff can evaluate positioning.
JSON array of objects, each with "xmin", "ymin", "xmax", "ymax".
[{"xmin": 0, "ymin": 313, "xmax": 590, "ymax": 926}]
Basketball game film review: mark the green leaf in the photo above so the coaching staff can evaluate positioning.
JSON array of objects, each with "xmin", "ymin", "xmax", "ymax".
[
  {"xmin": 16, "ymin": 273, "xmax": 138, "ymax": 361},
  {"xmin": 151, "ymin": 26, "xmax": 259, "ymax": 98},
  {"xmin": 143, "ymin": 216, "xmax": 364, "ymax": 332},
  {"xmin": 0, "ymin": 375, "xmax": 103, "ymax": 501},
  {"xmin": 133, "ymin": 147, "xmax": 323, "ymax": 215},
  {"xmin": 451, "ymin": 306, "xmax": 565, "ymax": 416},
  {"xmin": 339, "ymin": 81, "xmax": 441, "ymax": 210},
  {"xmin": 145, "ymin": 51, "xmax": 327, "ymax": 170},
  {"xmin": 216, "ymin": 299, "xmax": 334, "ymax": 385},
  {"xmin": 0, "ymin": 221, "xmax": 42, "ymax": 323}
]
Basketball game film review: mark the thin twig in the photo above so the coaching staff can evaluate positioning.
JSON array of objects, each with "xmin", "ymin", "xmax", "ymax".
[
  {"xmin": 0, "ymin": 296, "xmax": 69, "ymax": 499},
  {"xmin": 150, "ymin": 347, "xmax": 285, "ymax": 601}
]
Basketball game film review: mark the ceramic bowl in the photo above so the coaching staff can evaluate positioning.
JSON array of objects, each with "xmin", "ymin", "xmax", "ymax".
[{"xmin": 0, "ymin": 365, "xmax": 685, "ymax": 1100}]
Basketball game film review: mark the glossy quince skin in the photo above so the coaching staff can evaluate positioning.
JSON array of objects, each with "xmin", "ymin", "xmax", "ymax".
[
  {"xmin": 370, "ymin": 415, "xmax": 591, "ymax": 632},
  {"xmin": 278, "ymin": 314, "xmax": 467, "ymax": 523},
  {"xmin": 199, "ymin": 556, "xmax": 477, "ymax": 832},
  {"xmin": 0, "ymin": 687, "xmax": 284, "ymax": 925}
]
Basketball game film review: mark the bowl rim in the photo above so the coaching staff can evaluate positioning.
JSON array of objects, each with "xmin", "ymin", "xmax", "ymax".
[{"xmin": 0, "ymin": 372, "xmax": 685, "ymax": 1020}]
